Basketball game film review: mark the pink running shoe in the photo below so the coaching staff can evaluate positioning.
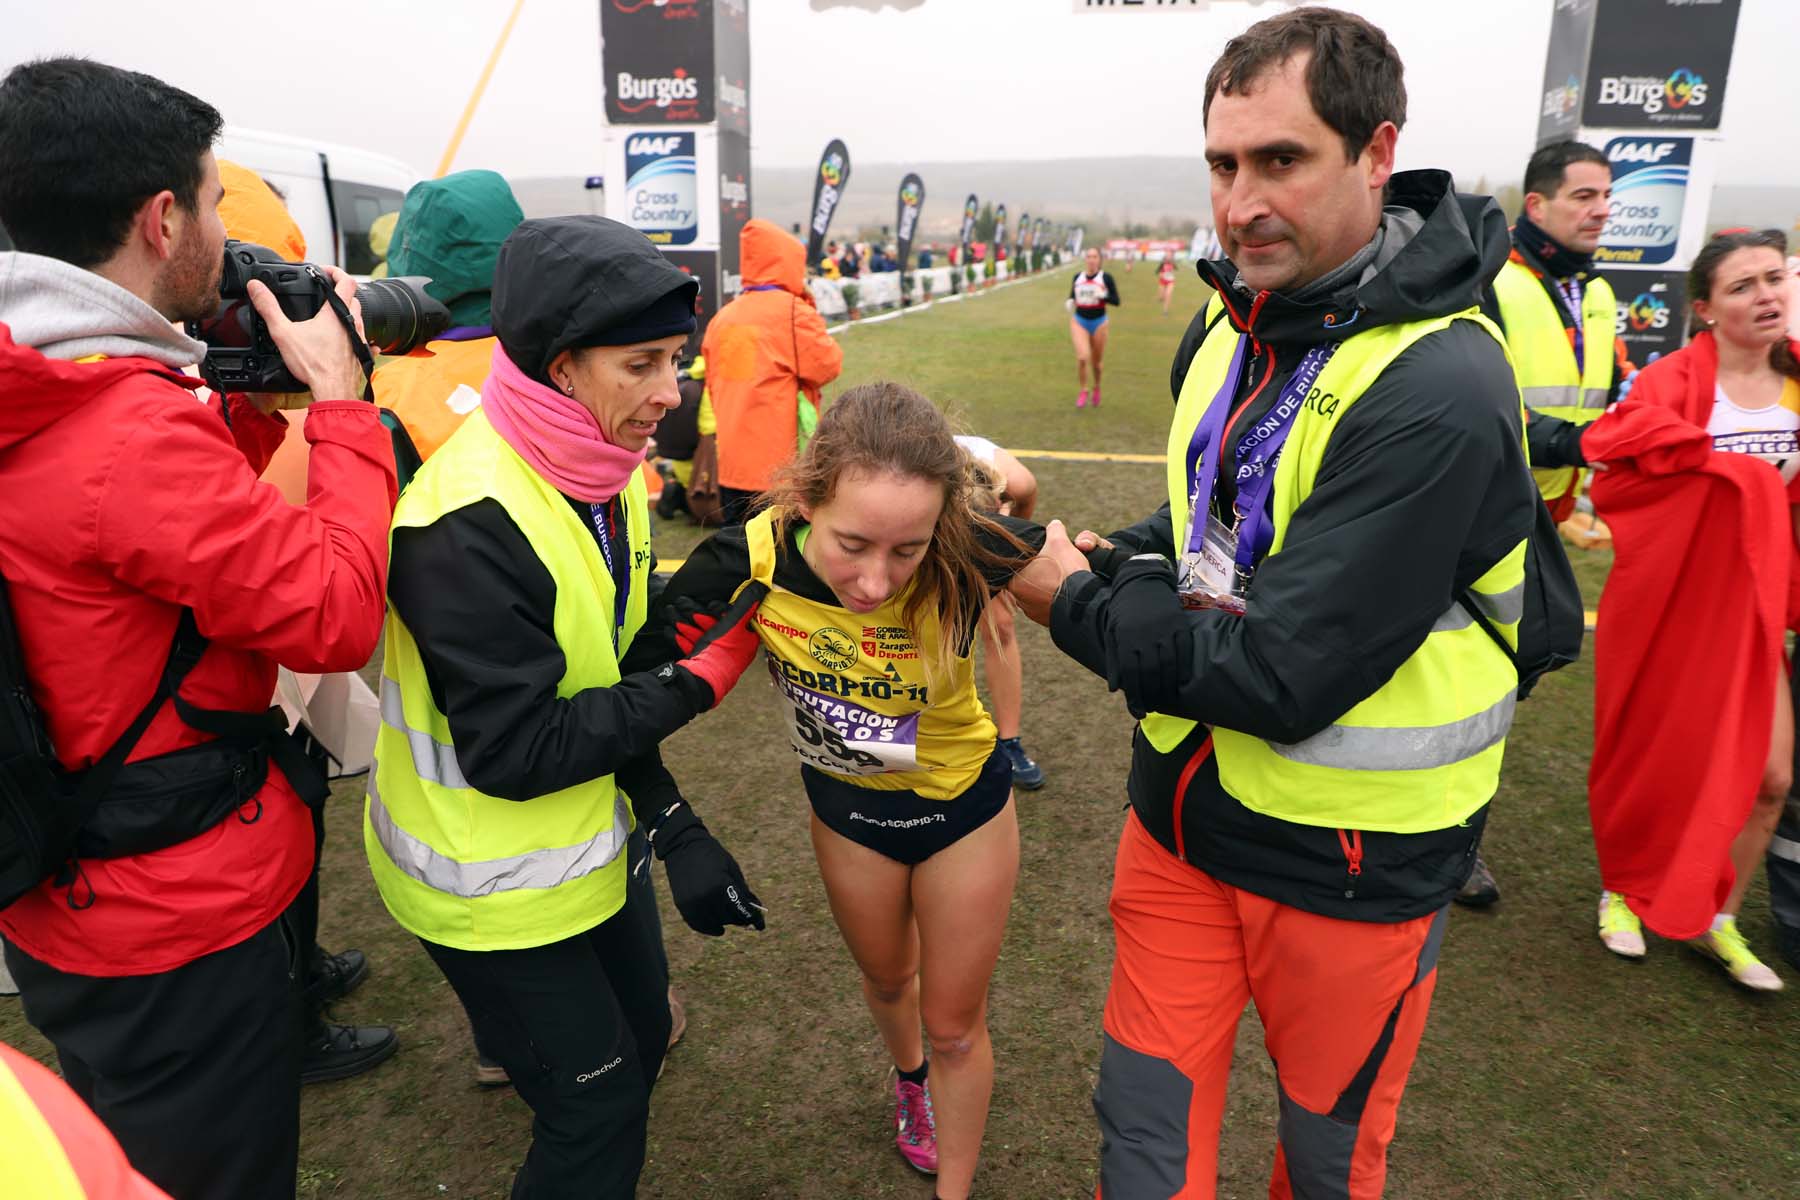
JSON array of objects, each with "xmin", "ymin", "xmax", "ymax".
[
  {"xmin": 1090, "ymin": 387, "xmax": 1102, "ymax": 407},
  {"xmin": 893, "ymin": 1076, "xmax": 938, "ymax": 1174},
  {"xmin": 1076, "ymin": 389, "xmax": 1089, "ymax": 408}
]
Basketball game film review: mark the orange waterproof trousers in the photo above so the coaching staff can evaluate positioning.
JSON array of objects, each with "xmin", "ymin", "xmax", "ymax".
[{"xmin": 1096, "ymin": 811, "xmax": 1447, "ymax": 1199}]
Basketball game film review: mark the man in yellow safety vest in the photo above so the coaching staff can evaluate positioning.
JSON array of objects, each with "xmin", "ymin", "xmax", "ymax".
[
  {"xmin": 1460, "ymin": 140, "xmax": 1635, "ymax": 907},
  {"xmin": 1023, "ymin": 8, "xmax": 1536, "ymax": 1196}
]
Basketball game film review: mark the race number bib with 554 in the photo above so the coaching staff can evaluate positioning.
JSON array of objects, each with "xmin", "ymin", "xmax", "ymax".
[{"xmin": 769, "ymin": 657, "xmax": 920, "ymax": 776}]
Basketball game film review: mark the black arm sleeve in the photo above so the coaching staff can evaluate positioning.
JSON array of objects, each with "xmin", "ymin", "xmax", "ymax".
[
  {"xmin": 618, "ymin": 524, "xmax": 754, "ymax": 681},
  {"xmin": 615, "ymin": 752, "xmax": 682, "ymax": 826},
  {"xmin": 974, "ymin": 513, "xmax": 1047, "ymax": 592},
  {"xmin": 1525, "ymin": 409, "xmax": 1589, "ymax": 469},
  {"xmin": 1062, "ymin": 323, "xmax": 1534, "ymax": 742},
  {"xmin": 1105, "ymin": 273, "xmax": 1122, "ymax": 306},
  {"xmin": 387, "ymin": 499, "xmax": 711, "ymax": 802},
  {"xmin": 1106, "ymin": 503, "xmax": 1176, "ymax": 559}
]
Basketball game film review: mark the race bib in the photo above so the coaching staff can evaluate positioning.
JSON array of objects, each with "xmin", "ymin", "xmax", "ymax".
[
  {"xmin": 1176, "ymin": 512, "xmax": 1247, "ymax": 615},
  {"xmin": 769, "ymin": 657, "xmax": 920, "ymax": 776},
  {"xmin": 1072, "ymin": 277, "xmax": 1108, "ymax": 307}
]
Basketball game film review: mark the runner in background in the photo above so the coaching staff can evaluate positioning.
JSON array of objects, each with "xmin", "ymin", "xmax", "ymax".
[
  {"xmin": 956, "ymin": 434, "xmax": 1046, "ymax": 790},
  {"xmin": 1067, "ymin": 247, "xmax": 1120, "ymax": 410},
  {"xmin": 1156, "ymin": 254, "xmax": 1177, "ymax": 317},
  {"xmin": 626, "ymin": 383, "xmax": 1053, "ymax": 1200}
]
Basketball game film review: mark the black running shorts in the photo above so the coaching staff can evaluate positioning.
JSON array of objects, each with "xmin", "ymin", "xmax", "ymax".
[{"xmin": 802, "ymin": 743, "xmax": 1013, "ymax": 866}]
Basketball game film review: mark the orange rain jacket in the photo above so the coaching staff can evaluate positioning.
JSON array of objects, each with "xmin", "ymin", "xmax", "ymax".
[{"xmin": 700, "ymin": 219, "xmax": 842, "ymax": 493}]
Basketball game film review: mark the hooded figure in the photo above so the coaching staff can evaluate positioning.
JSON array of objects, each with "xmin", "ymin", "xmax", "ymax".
[
  {"xmin": 368, "ymin": 216, "xmax": 768, "ymax": 1198},
  {"xmin": 696, "ymin": 218, "xmax": 843, "ymax": 521},
  {"xmin": 371, "ymin": 170, "xmax": 524, "ymax": 459},
  {"xmin": 213, "ymin": 160, "xmax": 316, "ymax": 505}
]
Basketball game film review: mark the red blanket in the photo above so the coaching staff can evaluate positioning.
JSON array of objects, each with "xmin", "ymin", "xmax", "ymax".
[{"xmin": 1582, "ymin": 332, "xmax": 1800, "ymax": 939}]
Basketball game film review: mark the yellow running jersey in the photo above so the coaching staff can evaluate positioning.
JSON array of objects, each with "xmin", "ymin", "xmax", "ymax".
[
  {"xmin": 627, "ymin": 506, "xmax": 1045, "ymax": 802},
  {"xmin": 742, "ymin": 509, "xmax": 997, "ymax": 800}
]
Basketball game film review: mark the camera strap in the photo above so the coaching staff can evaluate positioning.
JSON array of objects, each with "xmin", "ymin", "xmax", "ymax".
[{"xmin": 307, "ymin": 266, "xmax": 377, "ymax": 401}]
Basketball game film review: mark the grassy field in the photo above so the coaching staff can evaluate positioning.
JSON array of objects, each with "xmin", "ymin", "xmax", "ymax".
[{"xmin": 5, "ymin": 265, "xmax": 1797, "ymax": 1198}]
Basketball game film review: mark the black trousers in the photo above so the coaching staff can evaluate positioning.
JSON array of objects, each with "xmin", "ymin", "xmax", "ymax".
[
  {"xmin": 425, "ymin": 880, "xmax": 672, "ymax": 1200},
  {"xmin": 5, "ymin": 913, "xmax": 304, "ymax": 1200}
]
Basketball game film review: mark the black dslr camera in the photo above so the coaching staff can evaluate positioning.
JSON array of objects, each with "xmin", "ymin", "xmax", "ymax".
[{"xmin": 189, "ymin": 240, "xmax": 450, "ymax": 393}]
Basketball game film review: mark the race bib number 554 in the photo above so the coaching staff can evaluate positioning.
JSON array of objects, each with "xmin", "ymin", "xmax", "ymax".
[{"xmin": 769, "ymin": 658, "xmax": 920, "ymax": 776}]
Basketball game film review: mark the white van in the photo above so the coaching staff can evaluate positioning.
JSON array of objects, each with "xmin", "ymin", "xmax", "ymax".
[
  {"xmin": 216, "ymin": 127, "xmax": 419, "ymax": 273},
  {"xmin": 0, "ymin": 129, "xmax": 419, "ymax": 273}
]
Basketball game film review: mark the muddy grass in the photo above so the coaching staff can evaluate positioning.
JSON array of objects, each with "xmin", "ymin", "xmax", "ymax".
[{"xmin": 4, "ymin": 268, "xmax": 1795, "ymax": 1198}]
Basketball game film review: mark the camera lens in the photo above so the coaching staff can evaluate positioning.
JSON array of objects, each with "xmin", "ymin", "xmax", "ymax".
[{"xmin": 354, "ymin": 277, "xmax": 450, "ymax": 355}]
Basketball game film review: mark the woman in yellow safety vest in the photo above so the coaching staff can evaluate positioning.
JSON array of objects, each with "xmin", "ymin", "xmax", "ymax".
[
  {"xmin": 625, "ymin": 383, "xmax": 1051, "ymax": 1200},
  {"xmin": 367, "ymin": 216, "xmax": 768, "ymax": 1197}
]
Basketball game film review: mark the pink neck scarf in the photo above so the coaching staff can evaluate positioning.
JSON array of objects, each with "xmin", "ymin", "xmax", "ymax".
[{"xmin": 480, "ymin": 344, "xmax": 644, "ymax": 503}]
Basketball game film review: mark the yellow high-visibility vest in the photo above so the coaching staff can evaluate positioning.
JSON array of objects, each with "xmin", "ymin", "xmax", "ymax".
[
  {"xmin": 1492, "ymin": 259, "xmax": 1615, "ymax": 502},
  {"xmin": 366, "ymin": 410, "xmax": 649, "ymax": 950},
  {"xmin": 1139, "ymin": 305, "xmax": 1525, "ymax": 834}
]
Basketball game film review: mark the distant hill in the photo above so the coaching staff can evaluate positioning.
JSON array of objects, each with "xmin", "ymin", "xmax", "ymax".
[
  {"xmin": 504, "ymin": 163, "xmax": 1800, "ymax": 250},
  {"xmin": 506, "ymin": 156, "xmax": 1210, "ymax": 242},
  {"xmin": 1709, "ymin": 186, "xmax": 1800, "ymax": 235}
]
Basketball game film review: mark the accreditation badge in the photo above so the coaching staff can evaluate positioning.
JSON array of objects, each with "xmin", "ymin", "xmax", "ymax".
[{"xmin": 1176, "ymin": 512, "xmax": 1247, "ymax": 615}]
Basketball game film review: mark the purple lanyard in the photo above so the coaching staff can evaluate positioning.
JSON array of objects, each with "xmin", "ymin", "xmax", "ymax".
[
  {"xmin": 1552, "ymin": 277, "xmax": 1585, "ymax": 375},
  {"xmin": 1185, "ymin": 337, "xmax": 1340, "ymax": 571},
  {"xmin": 588, "ymin": 500, "xmax": 630, "ymax": 646}
]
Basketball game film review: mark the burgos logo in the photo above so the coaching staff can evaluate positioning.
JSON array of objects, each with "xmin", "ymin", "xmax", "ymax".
[
  {"xmin": 1664, "ymin": 68, "xmax": 1706, "ymax": 110},
  {"xmin": 1617, "ymin": 292, "xmax": 1671, "ymax": 336},
  {"xmin": 615, "ymin": 69, "xmax": 700, "ymax": 112},
  {"xmin": 901, "ymin": 181, "xmax": 922, "ymax": 207},
  {"xmin": 1596, "ymin": 69, "xmax": 1708, "ymax": 118},
  {"xmin": 820, "ymin": 154, "xmax": 844, "ymax": 187},
  {"xmin": 1540, "ymin": 73, "xmax": 1580, "ymax": 121}
]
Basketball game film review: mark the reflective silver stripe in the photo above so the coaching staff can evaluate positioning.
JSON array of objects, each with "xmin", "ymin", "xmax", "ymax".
[
  {"xmin": 1772, "ymin": 834, "xmax": 1800, "ymax": 866},
  {"xmin": 1431, "ymin": 603, "xmax": 1472, "ymax": 633},
  {"xmin": 367, "ymin": 767, "xmax": 630, "ymax": 899},
  {"xmin": 380, "ymin": 676, "xmax": 469, "ymax": 789},
  {"xmin": 1581, "ymin": 386, "xmax": 1609, "ymax": 411},
  {"xmin": 1469, "ymin": 580, "xmax": 1525, "ymax": 628},
  {"xmin": 1270, "ymin": 693, "xmax": 1517, "ymax": 771},
  {"xmin": 1521, "ymin": 384, "xmax": 1580, "ymax": 412}
]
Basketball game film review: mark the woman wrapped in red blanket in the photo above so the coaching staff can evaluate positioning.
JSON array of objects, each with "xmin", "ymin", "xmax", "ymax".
[{"xmin": 1582, "ymin": 229, "xmax": 1800, "ymax": 992}]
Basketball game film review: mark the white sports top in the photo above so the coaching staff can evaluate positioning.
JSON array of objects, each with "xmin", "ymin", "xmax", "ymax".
[
  {"xmin": 953, "ymin": 434, "xmax": 999, "ymax": 466},
  {"xmin": 1706, "ymin": 378, "xmax": 1800, "ymax": 484}
]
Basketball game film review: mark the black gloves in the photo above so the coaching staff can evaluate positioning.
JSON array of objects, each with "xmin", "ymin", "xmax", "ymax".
[
  {"xmin": 646, "ymin": 800, "xmax": 765, "ymax": 936},
  {"xmin": 1101, "ymin": 555, "xmax": 1194, "ymax": 716}
]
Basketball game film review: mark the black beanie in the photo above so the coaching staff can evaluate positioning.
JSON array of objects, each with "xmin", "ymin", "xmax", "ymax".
[{"xmin": 491, "ymin": 216, "xmax": 699, "ymax": 383}]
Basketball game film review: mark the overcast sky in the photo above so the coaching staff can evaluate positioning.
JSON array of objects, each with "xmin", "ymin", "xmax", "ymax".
[{"xmin": 8, "ymin": 0, "xmax": 1796, "ymax": 189}]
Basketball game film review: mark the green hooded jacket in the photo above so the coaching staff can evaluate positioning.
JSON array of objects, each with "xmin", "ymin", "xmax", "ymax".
[{"xmin": 387, "ymin": 170, "xmax": 523, "ymax": 327}]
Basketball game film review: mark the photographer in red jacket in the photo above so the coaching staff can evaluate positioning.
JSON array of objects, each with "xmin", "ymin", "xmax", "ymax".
[{"xmin": 0, "ymin": 59, "xmax": 395, "ymax": 1200}]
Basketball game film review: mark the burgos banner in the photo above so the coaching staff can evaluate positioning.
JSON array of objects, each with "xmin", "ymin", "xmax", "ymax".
[
  {"xmin": 806, "ymin": 139, "xmax": 851, "ymax": 267},
  {"xmin": 1581, "ymin": 0, "xmax": 1739, "ymax": 131},
  {"xmin": 623, "ymin": 132, "xmax": 699, "ymax": 246},
  {"xmin": 1604, "ymin": 268, "xmax": 1687, "ymax": 363}
]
